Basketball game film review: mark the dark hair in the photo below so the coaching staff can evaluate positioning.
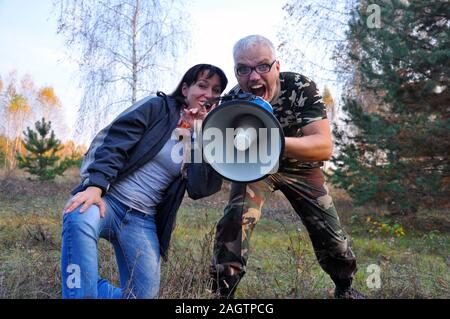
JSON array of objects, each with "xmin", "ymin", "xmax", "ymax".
[{"xmin": 170, "ymin": 64, "xmax": 228, "ymax": 106}]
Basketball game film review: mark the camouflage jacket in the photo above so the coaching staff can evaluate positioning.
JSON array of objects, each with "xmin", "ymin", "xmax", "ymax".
[{"xmin": 230, "ymin": 72, "xmax": 328, "ymax": 171}]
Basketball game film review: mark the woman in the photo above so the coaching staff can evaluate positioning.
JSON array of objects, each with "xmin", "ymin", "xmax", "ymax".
[{"xmin": 61, "ymin": 64, "xmax": 228, "ymax": 299}]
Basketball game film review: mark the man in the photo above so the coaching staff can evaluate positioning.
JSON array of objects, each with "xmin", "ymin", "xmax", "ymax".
[{"xmin": 210, "ymin": 35, "xmax": 364, "ymax": 299}]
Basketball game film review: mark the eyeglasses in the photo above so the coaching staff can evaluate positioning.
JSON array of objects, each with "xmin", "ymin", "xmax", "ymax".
[{"xmin": 235, "ymin": 60, "xmax": 277, "ymax": 77}]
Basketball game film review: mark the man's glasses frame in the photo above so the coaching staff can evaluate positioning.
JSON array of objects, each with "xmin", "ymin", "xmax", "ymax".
[{"xmin": 235, "ymin": 59, "xmax": 277, "ymax": 77}]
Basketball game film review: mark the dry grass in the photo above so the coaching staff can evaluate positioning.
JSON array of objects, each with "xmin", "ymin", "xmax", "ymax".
[{"xmin": 0, "ymin": 169, "xmax": 449, "ymax": 299}]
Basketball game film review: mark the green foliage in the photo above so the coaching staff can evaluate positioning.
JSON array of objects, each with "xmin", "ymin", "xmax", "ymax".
[
  {"xmin": 61, "ymin": 150, "xmax": 83, "ymax": 169},
  {"xmin": 365, "ymin": 216, "xmax": 406, "ymax": 237},
  {"xmin": 16, "ymin": 118, "xmax": 67, "ymax": 180},
  {"xmin": 0, "ymin": 135, "xmax": 6, "ymax": 168},
  {"xmin": 331, "ymin": 0, "xmax": 450, "ymax": 214}
]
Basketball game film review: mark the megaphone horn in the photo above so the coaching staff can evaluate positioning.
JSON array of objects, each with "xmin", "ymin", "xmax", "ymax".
[
  {"xmin": 201, "ymin": 94, "xmax": 285, "ymax": 183},
  {"xmin": 233, "ymin": 115, "xmax": 263, "ymax": 151}
]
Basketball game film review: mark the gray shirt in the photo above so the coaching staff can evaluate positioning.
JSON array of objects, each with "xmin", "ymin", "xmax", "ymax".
[{"xmin": 109, "ymin": 138, "xmax": 183, "ymax": 215}]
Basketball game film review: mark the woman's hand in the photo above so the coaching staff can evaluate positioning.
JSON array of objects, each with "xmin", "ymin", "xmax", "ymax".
[
  {"xmin": 182, "ymin": 106, "xmax": 207, "ymax": 129},
  {"xmin": 182, "ymin": 100, "xmax": 218, "ymax": 129},
  {"xmin": 63, "ymin": 186, "xmax": 106, "ymax": 218}
]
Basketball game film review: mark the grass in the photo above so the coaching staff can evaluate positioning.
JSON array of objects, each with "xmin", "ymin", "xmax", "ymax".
[{"xmin": 0, "ymin": 169, "xmax": 448, "ymax": 299}]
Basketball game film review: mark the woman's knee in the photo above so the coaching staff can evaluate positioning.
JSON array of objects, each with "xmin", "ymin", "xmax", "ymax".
[{"xmin": 62, "ymin": 205, "xmax": 102, "ymax": 237}]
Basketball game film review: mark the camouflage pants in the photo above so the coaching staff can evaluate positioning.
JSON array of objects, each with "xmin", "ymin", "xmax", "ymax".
[{"xmin": 210, "ymin": 168, "xmax": 357, "ymax": 297}]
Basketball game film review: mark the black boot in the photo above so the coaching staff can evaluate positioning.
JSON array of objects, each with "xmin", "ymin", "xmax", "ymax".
[
  {"xmin": 210, "ymin": 264, "xmax": 244, "ymax": 299},
  {"xmin": 332, "ymin": 277, "xmax": 365, "ymax": 299},
  {"xmin": 211, "ymin": 274, "xmax": 241, "ymax": 299},
  {"xmin": 334, "ymin": 286, "xmax": 366, "ymax": 299}
]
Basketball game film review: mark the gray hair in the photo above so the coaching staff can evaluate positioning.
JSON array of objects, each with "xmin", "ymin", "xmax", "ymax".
[{"xmin": 233, "ymin": 34, "xmax": 277, "ymax": 62}]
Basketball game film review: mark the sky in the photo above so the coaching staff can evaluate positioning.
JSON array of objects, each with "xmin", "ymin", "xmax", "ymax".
[{"xmin": 0, "ymin": 0, "xmax": 285, "ymax": 141}]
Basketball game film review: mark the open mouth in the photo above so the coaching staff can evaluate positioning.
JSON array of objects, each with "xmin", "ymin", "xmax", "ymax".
[{"xmin": 249, "ymin": 84, "xmax": 266, "ymax": 99}]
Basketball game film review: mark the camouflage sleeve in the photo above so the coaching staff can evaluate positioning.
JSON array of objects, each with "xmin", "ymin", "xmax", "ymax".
[{"xmin": 294, "ymin": 76, "xmax": 327, "ymax": 127}]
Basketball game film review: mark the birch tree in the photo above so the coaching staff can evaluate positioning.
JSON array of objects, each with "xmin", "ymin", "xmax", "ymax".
[
  {"xmin": 0, "ymin": 71, "xmax": 65, "ymax": 170},
  {"xmin": 56, "ymin": 0, "xmax": 191, "ymax": 142},
  {"xmin": 277, "ymin": 0, "xmax": 358, "ymax": 98},
  {"xmin": 0, "ymin": 71, "xmax": 32, "ymax": 170}
]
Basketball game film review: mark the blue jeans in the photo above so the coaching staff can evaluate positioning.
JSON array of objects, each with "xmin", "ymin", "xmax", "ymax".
[{"xmin": 61, "ymin": 194, "xmax": 160, "ymax": 298}]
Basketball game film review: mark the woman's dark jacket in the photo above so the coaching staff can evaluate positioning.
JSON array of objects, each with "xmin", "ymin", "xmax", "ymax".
[{"xmin": 72, "ymin": 93, "xmax": 222, "ymax": 259}]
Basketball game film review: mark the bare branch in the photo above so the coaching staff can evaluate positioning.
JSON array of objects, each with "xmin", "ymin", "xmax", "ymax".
[{"xmin": 54, "ymin": 0, "xmax": 191, "ymax": 143}]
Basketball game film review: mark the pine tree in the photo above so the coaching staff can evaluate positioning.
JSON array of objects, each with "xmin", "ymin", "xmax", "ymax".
[
  {"xmin": 330, "ymin": 0, "xmax": 449, "ymax": 214},
  {"xmin": 16, "ymin": 118, "xmax": 67, "ymax": 180}
]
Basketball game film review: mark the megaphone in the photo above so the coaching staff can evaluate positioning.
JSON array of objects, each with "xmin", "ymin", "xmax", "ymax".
[{"xmin": 201, "ymin": 94, "xmax": 285, "ymax": 183}]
